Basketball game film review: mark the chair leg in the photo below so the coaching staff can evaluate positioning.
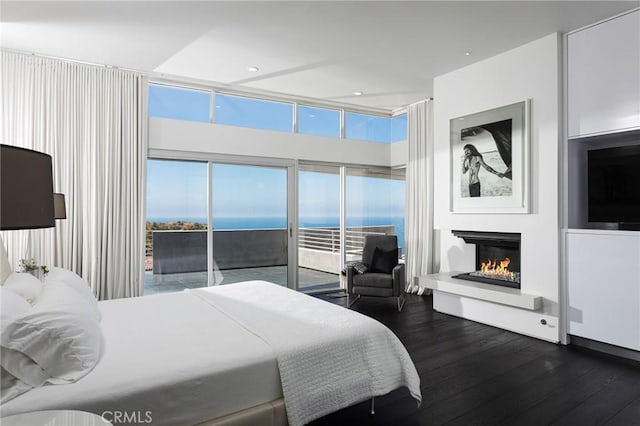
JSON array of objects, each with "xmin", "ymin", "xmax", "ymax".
[
  {"xmin": 348, "ymin": 293, "xmax": 361, "ymax": 308},
  {"xmin": 397, "ymin": 294, "xmax": 405, "ymax": 312},
  {"xmin": 370, "ymin": 397, "xmax": 375, "ymax": 415}
]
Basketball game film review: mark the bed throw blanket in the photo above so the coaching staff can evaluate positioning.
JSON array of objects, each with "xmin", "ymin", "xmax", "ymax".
[{"xmin": 192, "ymin": 281, "xmax": 421, "ymax": 426}]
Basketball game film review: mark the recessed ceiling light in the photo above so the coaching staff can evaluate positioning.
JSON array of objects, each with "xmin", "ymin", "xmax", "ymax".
[
  {"xmin": 464, "ymin": 51, "xmax": 472, "ymax": 56},
  {"xmin": 247, "ymin": 66, "xmax": 259, "ymax": 72},
  {"xmin": 353, "ymin": 91, "xmax": 363, "ymax": 96}
]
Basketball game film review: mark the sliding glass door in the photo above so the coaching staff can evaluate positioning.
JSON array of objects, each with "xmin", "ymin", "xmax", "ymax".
[
  {"xmin": 145, "ymin": 159, "xmax": 209, "ymax": 295},
  {"xmin": 210, "ymin": 163, "xmax": 290, "ymax": 286},
  {"xmin": 145, "ymin": 157, "xmax": 294, "ymax": 294},
  {"xmin": 298, "ymin": 164, "xmax": 341, "ymax": 292},
  {"xmin": 145, "ymin": 157, "xmax": 406, "ymax": 295}
]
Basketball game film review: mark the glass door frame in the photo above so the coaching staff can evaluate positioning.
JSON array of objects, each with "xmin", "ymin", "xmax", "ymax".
[
  {"xmin": 296, "ymin": 162, "xmax": 345, "ymax": 293},
  {"xmin": 149, "ymin": 149, "xmax": 298, "ymax": 290}
]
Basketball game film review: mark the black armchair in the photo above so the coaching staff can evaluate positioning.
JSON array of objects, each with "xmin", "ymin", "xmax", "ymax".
[{"xmin": 346, "ymin": 235, "xmax": 405, "ymax": 312}]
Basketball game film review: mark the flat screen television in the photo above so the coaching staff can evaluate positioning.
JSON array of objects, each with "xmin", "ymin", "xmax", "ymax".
[{"xmin": 588, "ymin": 144, "xmax": 640, "ymax": 228}]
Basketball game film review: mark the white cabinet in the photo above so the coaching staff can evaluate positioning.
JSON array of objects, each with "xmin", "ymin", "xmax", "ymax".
[
  {"xmin": 566, "ymin": 230, "xmax": 640, "ymax": 351},
  {"xmin": 567, "ymin": 10, "xmax": 640, "ymax": 138}
]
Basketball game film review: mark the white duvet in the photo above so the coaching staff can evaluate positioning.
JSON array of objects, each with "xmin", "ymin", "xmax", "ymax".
[{"xmin": 192, "ymin": 281, "xmax": 422, "ymax": 426}]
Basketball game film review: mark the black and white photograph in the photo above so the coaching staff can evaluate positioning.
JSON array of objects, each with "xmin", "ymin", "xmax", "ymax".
[
  {"xmin": 460, "ymin": 118, "xmax": 513, "ymax": 198},
  {"xmin": 450, "ymin": 100, "xmax": 530, "ymax": 213}
]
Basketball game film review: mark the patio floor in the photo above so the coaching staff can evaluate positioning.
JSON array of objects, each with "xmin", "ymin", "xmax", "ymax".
[{"xmin": 144, "ymin": 266, "xmax": 341, "ymax": 295}]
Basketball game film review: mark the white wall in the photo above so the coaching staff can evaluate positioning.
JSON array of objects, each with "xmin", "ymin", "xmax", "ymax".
[
  {"xmin": 432, "ymin": 33, "xmax": 561, "ymax": 342},
  {"xmin": 149, "ymin": 118, "xmax": 400, "ymax": 167},
  {"xmin": 390, "ymin": 140, "xmax": 408, "ymax": 168}
]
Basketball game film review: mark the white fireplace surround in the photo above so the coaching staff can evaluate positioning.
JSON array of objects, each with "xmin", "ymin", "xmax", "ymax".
[{"xmin": 418, "ymin": 274, "xmax": 541, "ymax": 310}]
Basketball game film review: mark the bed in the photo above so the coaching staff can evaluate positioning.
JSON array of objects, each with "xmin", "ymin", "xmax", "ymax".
[{"xmin": 0, "ymin": 259, "xmax": 421, "ymax": 426}]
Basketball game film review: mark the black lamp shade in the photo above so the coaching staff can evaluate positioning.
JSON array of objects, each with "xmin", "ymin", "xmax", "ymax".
[{"xmin": 1, "ymin": 145, "xmax": 55, "ymax": 230}]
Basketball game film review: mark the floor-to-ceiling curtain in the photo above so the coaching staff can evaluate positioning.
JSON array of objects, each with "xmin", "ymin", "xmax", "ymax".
[
  {"xmin": 405, "ymin": 99, "xmax": 433, "ymax": 295},
  {"xmin": 0, "ymin": 51, "xmax": 147, "ymax": 299}
]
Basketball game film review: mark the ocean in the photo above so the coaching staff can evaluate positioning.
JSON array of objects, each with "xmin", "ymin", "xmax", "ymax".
[{"xmin": 148, "ymin": 216, "xmax": 406, "ymax": 252}]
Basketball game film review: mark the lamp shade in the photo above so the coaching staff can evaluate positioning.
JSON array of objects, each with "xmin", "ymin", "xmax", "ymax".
[
  {"xmin": 0, "ymin": 145, "xmax": 55, "ymax": 230},
  {"xmin": 54, "ymin": 193, "xmax": 66, "ymax": 220}
]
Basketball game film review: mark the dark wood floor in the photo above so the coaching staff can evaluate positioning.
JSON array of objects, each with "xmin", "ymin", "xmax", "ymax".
[{"xmin": 310, "ymin": 293, "xmax": 640, "ymax": 426}]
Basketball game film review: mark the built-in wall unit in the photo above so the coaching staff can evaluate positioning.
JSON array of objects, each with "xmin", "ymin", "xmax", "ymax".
[
  {"xmin": 423, "ymin": 32, "xmax": 562, "ymax": 342},
  {"xmin": 563, "ymin": 8, "xmax": 640, "ymax": 360}
]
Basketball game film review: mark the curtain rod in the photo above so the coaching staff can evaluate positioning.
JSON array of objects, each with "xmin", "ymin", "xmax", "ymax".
[{"xmin": 1, "ymin": 48, "xmax": 137, "ymax": 73}]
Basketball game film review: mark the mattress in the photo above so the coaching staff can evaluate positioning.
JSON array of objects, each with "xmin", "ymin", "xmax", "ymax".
[{"xmin": 0, "ymin": 290, "xmax": 283, "ymax": 425}]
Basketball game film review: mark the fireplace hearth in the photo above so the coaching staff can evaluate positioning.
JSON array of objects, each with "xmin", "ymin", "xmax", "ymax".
[{"xmin": 451, "ymin": 230, "xmax": 521, "ymax": 289}]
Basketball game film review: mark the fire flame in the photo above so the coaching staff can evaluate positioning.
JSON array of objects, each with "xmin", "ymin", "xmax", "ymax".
[{"xmin": 480, "ymin": 257, "xmax": 515, "ymax": 280}]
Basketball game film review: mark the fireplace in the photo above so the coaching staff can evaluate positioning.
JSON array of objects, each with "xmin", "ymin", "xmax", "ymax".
[{"xmin": 451, "ymin": 230, "xmax": 521, "ymax": 289}]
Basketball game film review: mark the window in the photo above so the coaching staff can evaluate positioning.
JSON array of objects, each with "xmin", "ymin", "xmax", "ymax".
[
  {"xmin": 345, "ymin": 112, "xmax": 391, "ymax": 143},
  {"xmin": 346, "ymin": 167, "xmax": 406, "ymax": 257},
  {"xmin": 212, "ymin": 164, "xmax": 287, "ymax": 230},
  {"xmin": 391, "ymin": 114, "xmax": 408, "ymax": 142},
  {"xmin": 145, "ymin": 159, "xmax": 291, "ymax": 294},
  {"xmin": 297, "ymin": 105, "xmax": 341, "ymax": 138},
  {"xmin": 145, "ymin": 159, "xmax": 208, "ymax": 294},
  {"xmin": 298, "ymin": 164, "xmax": 341, "ymax": 291},
  {"xmin": 148, "ymin": 84, "xmax": 211, "ymax": 122},
  {"xmin": 148, "ymin": 83, "xmax": 405, "ymax": 142},
  {"xmin": 211, "ymin": 163, "xmax": 289, "ymax": 287},
  {"xmin": 215, "ymin": 93, "xmax": 293, "ymax": 132}
]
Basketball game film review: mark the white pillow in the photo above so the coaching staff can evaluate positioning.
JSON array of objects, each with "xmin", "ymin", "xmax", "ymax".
[
  {"xmin": 1, "ymin": 283, "xmax": 103, "ymax": 386},
  {"xmin": 0, "ymin": 287, "xmax": 31, "ymax": 327},
  {"xmin": 0, "ymin": 347, "xmax": 49, "ymax": 387},
  {"xmin": 44, "ymin": 281, "xmax": 101, "ymax": 323},
  {"xmin": 45, "ymin": 267, "xmax": 100, "ymax": 321},
  {"xmin": 1, "ymin": 366, "xmax": 32, "ymax": 404},
  {"xmin": 3, "ymin": 273, "xmax": 42, "ymax": 304}
]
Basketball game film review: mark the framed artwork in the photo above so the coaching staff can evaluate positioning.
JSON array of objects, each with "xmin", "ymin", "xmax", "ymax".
[{"xmin": 450, "ymin": 100, "xmax": 530, "ymax": 214}]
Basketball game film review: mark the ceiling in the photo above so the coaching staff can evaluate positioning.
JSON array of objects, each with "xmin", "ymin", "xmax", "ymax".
[{"xmin": 1, "ymin": 1, "xmax": 638, "ymax": 111}]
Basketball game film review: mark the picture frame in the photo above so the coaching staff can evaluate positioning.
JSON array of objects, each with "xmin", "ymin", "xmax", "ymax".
[{"xmin": 450, "ymin": 100, "xmax": 530, "ymax": 214}]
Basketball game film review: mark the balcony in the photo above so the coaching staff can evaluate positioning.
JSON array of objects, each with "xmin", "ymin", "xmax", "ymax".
[{"xmin": 144, "ymin": 225, "xmax": 395, "ymax": 295}]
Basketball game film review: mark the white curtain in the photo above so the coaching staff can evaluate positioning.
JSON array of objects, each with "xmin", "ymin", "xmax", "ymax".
[
  {"xmin": 0, "ymin": 51, "xmax": 147, "ymax": 300},
  {"xmin": 405, "ymin": 99, "xmax": 434, "ymax": 295}
]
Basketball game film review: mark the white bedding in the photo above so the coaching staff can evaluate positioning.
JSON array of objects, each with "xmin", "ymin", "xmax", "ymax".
[
  {"xmin": 1, "ymin": 281, "xmax": 421, "ymax": 426},
  {"xmin": 0, "ymin": 289, "xmax": 282, "ymax": 425},
  {"xmin": 192, "ymin": 281, "xmax": 422, "ymax": 426}
]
